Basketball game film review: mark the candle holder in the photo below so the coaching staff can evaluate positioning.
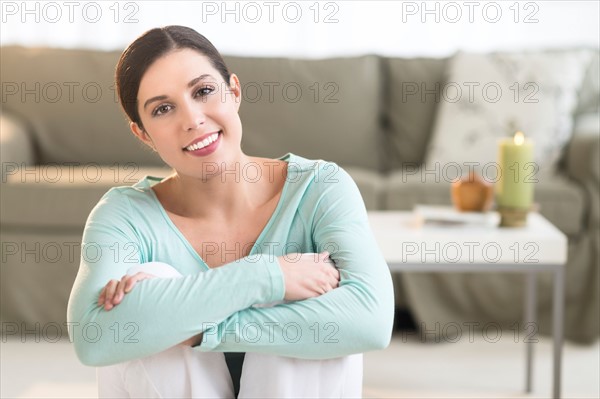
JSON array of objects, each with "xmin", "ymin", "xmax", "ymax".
[{"xmin": 497, "ymin": 204, "xmax": 538, "ymax": 227}]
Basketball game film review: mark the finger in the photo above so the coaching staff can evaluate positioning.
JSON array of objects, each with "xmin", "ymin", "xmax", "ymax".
[
  {"xmin": 329, "ymin": 273, "xmax": 339, "ymax": 288},
  {"xmin": 308, "ymin": 291, "xmax": 320, "ymax": 299},
  {"xmin": 315, "ymin": 285, "xmax": 326, "ymax": 295},
  {"xmin": 316, "ymin": 277, "xmax": 331, "ymax": 295},
  {"xmin": 124, "ymin": 272, "xmax": 155, "ymax": 293},
  {"xmin": 326, "ymin": 262, "xmax": 339, "ymax": 275},
  {"xmin": 105, "ymin": 280, "xmax": 118, "ymax": 304},
  {"xmin": 297, "ymin": 282, "xmax": 317, "ymax": 299},
  {"xmin": 322, "ymin": 254, "xmax": 335, "ymax": 268},
  {"xmin": 113, "ymin": 273, "xmax": 152, "ymax": 307},
  {"xmin": 325, "ymin": 267, "xmax": 340, "ymax": 288},
  {"xmin": 113, "ymin": 275, "xmax": 129, "ymax": 304},
  {"xmin": 98, "ymin": 286, "xmax": 106, "ymax": 305},
  {"xmin": 104, "ymin": 280, "xmax": 118, "ymax": 310},
  {"xmin": 324, "ymin": 281, "xmax": 334, "ymax": 293},
  {"xmin": 324, "ymin": 264, "xmax": 339, "ymax": 282}
]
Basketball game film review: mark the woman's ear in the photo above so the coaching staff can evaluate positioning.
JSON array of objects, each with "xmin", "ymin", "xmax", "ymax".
[
  {"xmin": 229, "ymin": 74, "xmax": 242, "ymax": 109},
  {"xmin": 129, "ymin": 122, "xmax": 155, "ymax": 151}
]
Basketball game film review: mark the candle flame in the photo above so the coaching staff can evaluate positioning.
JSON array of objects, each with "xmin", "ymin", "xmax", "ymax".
[{"xmin": 514, "ymin": 131, "xmax": 525, "ymax": 146}]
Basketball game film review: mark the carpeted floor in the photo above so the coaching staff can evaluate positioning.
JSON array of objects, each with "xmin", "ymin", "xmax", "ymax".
[{"xmin": 1, "ymin": 331, "xmax": 598, "ymax": 398}]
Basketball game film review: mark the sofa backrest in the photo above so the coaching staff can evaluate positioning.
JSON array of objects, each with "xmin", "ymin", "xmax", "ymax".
[
  {"xmin": 382, "ymin": 57, "xmax": 449, "ymax": 170},
  {"xmin": 1, "ymin": 46, "xmax": 164, "ymax": 167},
  {"xmin": 3, "ymin": 46, "xmax": 595, "ymax": 173},
  {"xmin": 223, "ymin": 55, "xmax": 384, "ymax": 171},
  {"xmin": 575, "ymin": 48, "xmax": 600, "ymax": 116},
  {"xmin": 2, "ymin": 46, "xmax": 386, "ymax": 171}
]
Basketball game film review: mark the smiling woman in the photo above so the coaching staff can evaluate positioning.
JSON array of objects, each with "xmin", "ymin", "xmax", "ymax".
[
  {"xmin": 66, "ymin": 25, "xmax": 394, "ymax": 398},
  {"xmin": 127, "ymin": 48, "xmax": 239, "ymax": 186}
]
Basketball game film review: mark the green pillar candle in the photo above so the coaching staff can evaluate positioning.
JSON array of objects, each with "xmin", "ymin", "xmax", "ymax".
[{"xmin": 496, "ymin": 132, "xmax": 535, "ymax": 209}]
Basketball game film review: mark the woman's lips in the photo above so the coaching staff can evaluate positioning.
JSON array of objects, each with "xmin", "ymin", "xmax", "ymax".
[
  {"xmin": 183, "ymin": 132, "xmax": 222, "ymax": 157},
  {"xmin": 183, "ymin": 130, "xmax": 222, "ymax": 150}
]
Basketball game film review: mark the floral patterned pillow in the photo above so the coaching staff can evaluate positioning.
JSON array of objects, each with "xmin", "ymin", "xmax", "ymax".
[{"xmin": 425, "ymin": 50, "xmax": 592, "ymax": 181}]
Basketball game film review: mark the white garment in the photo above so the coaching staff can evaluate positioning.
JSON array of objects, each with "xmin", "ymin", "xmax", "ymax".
[
  {"xmin": 97, "ymin": 262, "xmax": 363, "ymax": 398},
  {"xmin": 97, "ymin": 346, "xmax": 235, "ymax": 398},
  {"xmin": 239, "ymin": 352, "xmax": 363, "ymax": 398}
]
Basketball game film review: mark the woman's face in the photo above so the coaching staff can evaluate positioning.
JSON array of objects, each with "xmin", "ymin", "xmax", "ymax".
[{"xmin": 131, "ymin": 48, "xmax": 242, "ymax": 178}]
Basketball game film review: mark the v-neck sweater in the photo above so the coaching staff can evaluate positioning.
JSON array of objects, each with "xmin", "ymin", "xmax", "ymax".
[{"xmin": 67, "ymin": 153, "xmax": 394, "ymax": 367}]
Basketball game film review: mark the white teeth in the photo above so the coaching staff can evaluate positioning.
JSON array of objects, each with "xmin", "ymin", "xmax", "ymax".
[{"xmin": 185, "ymin": 132, "xmax": 220, "ymax": 151}]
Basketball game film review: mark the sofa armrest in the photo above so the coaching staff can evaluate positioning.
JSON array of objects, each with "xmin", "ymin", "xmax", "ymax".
[
  {"xmin": 566, "ymin": 113, "xmax": 600, "ymax": 228},
  {"xmin": 0, "ymin": 113, "xmax": 35, "ymax": 182}
]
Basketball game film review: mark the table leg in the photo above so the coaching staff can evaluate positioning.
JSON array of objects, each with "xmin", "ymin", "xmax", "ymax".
[
  {"xmin": 525, "ymin": 271, "xmax": 537, "ymax": 393},
  {"xmin": 553, "ymin": 265, "xmax": 565, "ymax": 399}
]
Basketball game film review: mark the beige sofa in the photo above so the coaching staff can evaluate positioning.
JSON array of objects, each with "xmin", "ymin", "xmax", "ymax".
[{"xmin": 1, "ymin": 46, "xmax": 598, "ymax": 343}]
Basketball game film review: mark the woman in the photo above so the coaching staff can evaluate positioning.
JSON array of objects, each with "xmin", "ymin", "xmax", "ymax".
[{"xmin": 67, "ymin": 25, "xmax": 394, "ymax": 398}]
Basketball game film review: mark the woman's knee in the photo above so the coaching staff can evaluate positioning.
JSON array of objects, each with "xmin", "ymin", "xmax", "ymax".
[{"xmin": 126, "ymin": 261, "xmax": 183, "ymax": 279}]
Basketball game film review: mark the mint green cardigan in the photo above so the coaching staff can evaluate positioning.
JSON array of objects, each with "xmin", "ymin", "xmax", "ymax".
[{"xmin": 67, "ymin": 153, "xmax": 394, "ymax": 367}]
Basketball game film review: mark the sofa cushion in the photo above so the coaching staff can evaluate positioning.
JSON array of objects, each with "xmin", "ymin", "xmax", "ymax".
[
  {"xmin": 0, "ymin": 166, "xmax": 172, "ymax": 229},
  {"xmin": 223, "ymin": 55, "xmax": 384, "ymax": 172},
  {"xmin": 425, "ymin": 50, "xmax": 592, "ymax": 178},
  {"xmin": 0, "ymin": 230, "xmax": 83, "ymax": 337},
  {"xmin": 534, "ymin": 175, "xmax": 588, "ymax": 236},
  {"xmin": 0, "ymin": 112, "xmax": 35, "ymax": 178},
  {"xmin": 575, "ymin": 48, "xmax": 600, "ymax": 116},
  {"xmin": 1, "ymin": 164, "xmax": 383, "ymax": 228},
  {"xmin": 383, "ymin": 57, "xmax": 448, "ymax": 169},
  {"xmin": 382, "ymin": 170, "xmax": 585, "ymax": 236},
  {"xmin": 1, "ymin": 46, "xmax": 165, "ymax": 167}
]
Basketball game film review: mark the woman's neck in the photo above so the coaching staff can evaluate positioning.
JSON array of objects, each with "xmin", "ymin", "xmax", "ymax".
[{"xmin": 153, "ymin": 155, "xmax": 283, "ymax": 222}]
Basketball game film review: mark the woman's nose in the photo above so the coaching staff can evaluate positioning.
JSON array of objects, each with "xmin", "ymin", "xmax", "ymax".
[{"xmin": 181, "ymin": 100, "xmax": 205, "ymax": 131}]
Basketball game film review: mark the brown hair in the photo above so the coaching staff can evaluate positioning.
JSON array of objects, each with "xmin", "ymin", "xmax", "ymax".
[{"xmin": 115, "ymin": 26, "xmax": 231, "ymax": 130}]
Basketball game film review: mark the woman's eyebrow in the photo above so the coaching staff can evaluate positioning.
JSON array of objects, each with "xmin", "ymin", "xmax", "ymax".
[
  {"xmin": 143, "ymin": 74, "xmax": 215, "ymax": 110},
  {"xmin": 143, "ymin": 95, "xmax": 167, "ymax": 110},
  {"xmin": 187, "ymin": 74, "xmax": 214, "ymax": 88}
]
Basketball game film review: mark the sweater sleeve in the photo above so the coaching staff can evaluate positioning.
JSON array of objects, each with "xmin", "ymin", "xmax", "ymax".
[
  {"xmin": 66, "ymin": 188, "xmax": 285, "ymax": 367},
  {"xmin": 196, "ymin": 165, "xmax": 395, "ymax": 359}
]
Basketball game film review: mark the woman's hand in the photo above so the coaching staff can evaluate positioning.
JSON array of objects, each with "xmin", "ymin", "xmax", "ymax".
[
  {"xmin": 97, "ymin": 272, "xmax": 157, "ymax": 311},
  {"xmin": 97, "ymin": 271, "xmax": 203, "ymax": 346},
  {"xmin": 278, "ymin": 251, "xmax": 340, "ymax": 301}
]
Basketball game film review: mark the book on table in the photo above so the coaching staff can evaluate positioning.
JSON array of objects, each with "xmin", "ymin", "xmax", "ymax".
[{"xmin": 413, "ymin": 205, "xmax": 500, "ymax": 227}]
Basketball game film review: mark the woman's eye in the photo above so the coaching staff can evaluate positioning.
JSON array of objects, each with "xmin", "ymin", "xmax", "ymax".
[
  {"xmin": 195, "ymin": 86, "xmax": 214, "ymax": 97},
  {"xmin": 152, "ymin": 104, "xmax": 172, "ymax": 116}
]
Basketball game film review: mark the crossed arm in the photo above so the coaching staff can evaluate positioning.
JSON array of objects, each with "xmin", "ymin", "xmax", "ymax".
[{"xmin": 67, "ymin": 170, "xmax": 394, "ymax": 366}]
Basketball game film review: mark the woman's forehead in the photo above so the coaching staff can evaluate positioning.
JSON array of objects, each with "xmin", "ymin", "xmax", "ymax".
[{"xmin": 139, "ymin": 49, "xmax": 221, "ymax": 93}]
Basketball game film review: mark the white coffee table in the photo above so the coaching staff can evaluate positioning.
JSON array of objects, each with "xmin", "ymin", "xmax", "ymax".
[{"xmin": 368, "ymin": 211, "xmax": 568, "ymax": 399}]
